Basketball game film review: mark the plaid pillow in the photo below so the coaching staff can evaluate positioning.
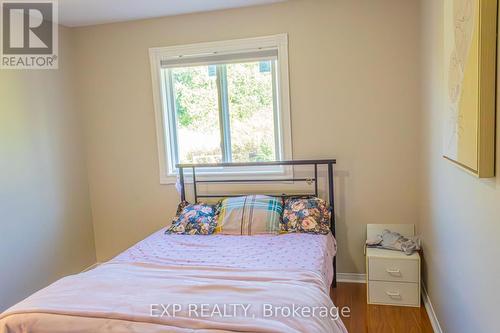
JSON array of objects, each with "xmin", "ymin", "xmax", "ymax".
[
  {"xmin": 281, "ymin": 197, "xmax": 331, "ymax": 234},
  {"xmin": 166, "ymin": 202, "xmax": 219, "ymax": 235},
  {"xmin": 215, "ymin": 195, "xmax": 283, "ymax": 235}
]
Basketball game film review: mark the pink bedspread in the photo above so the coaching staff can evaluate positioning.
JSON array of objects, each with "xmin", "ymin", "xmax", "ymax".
[
  {"xmin": 0, "ymin": 230, "xmax": 346, "ymax": 333},
  {"xmin": 112, "ymin": 229, "xmax": 336, "ymax": 289}
]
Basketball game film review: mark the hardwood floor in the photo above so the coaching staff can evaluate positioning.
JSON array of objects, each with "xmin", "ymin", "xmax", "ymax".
[{"xmin": 330, "ymin": 283, "xmax": 434, "ymax": 333}]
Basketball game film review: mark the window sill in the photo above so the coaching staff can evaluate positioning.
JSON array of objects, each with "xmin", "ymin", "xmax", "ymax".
[{"xmin": 160, "ymin": 167, "xmax": 293, "ymax": 185}]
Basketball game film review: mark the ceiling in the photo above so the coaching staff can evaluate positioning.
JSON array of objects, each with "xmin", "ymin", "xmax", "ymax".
[{"xmin": 58, "ymin": 0, "xmax": 286, "ymax": 27}]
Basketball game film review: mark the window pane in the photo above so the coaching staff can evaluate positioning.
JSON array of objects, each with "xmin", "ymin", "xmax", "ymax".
[
  {"xmin": 171, "ymin": 66, "xmax": 222, "ymax": 164},
  {"xmin": 226, "ymin": 61, "xmax": 277, "ymax": 162}
]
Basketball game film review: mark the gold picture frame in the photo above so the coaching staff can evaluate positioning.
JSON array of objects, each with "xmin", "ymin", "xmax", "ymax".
[{"xmin": 443, "ymin": 0, "xmax": 497, "ymax": 178}]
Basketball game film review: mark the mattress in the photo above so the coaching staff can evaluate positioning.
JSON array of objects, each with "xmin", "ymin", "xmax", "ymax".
[{"xmin": 0, "ymin": 229, "xmax": 346, "ymax": 333}]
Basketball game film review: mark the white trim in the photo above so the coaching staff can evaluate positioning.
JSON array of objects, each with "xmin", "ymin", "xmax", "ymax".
[
  {"xmin": 149, "ymin": 34, "xmax": 293, "ymax": 185},
  {"xmin": 150, "ymin": 34, "xmax": 288, "ymax": 60},
  {"xmin": 81, "ymin": 262, "xmax": 101, "ymax": 273},
  {"xmin": 150, "ymin": 46, "xmax": 171, "ymax": 184},
  {"xmin": 337, "ymin": 273, "xmax": 366, "ymax": 283},
  {"xmin": 421, "ymin": 283, "xmax": 443, "ymax": 333}
]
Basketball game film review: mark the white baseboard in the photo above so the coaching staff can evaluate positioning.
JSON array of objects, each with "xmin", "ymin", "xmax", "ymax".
[
  {"xmin": 81, "ymin": 262, "xmax": 101, "ymax": 272},
  {"xmin": 421, "ymin": 283, "xmax": 443, "ymax": 333},
  {"xmin": 337, "ymin": 273, "xmax": 366, "ymax": 283}
]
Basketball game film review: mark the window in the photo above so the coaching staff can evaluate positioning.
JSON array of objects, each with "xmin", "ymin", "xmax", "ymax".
[
  {"xmin": 170, "ymin": 59, "xmax": 278, "ymax": 164},
  {"xmin": 150, "ymin": 35, "xmax": 292, "ymax": 183}
]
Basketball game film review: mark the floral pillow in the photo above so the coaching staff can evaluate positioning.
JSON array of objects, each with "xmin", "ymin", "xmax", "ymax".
[
  {"xmin": 166, "ymin": 201, "xmax": 219, "ymax": 235},
  {"xmin": 281, "ymin": 197, "xmax": 331, "ymax": 234}
]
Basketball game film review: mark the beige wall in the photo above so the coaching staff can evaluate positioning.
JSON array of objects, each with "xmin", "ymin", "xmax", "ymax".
[
  {"xmin": 0, "ymin": 27, "xmax": 96, "ymax": 311},
  {"xmin": 74, "ymin": 0, "xmax": 422, "ymax": 273},
  {"xmin": 420, "ymin": 1, "xmax": 500, "ymax": 332}
]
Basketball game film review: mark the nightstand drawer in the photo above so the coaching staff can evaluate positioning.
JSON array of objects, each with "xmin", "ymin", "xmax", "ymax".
[
  {"xmin": 368, "ymin": 257, "xmax": 419, "ymax": 283},
  {"xmin": 368, "ymin": 281, "xmax": 419, "ymax": 306}
]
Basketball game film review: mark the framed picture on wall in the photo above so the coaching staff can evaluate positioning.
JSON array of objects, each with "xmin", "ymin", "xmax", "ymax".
[{"xmin": 443, "ymin": 0, "xmax": 497, "ymax": 178}]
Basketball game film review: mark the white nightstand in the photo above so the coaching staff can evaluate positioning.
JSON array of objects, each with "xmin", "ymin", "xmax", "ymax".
[{"xmin": 365, "ymin": 224, "xmax": 421, "ymax": 307}]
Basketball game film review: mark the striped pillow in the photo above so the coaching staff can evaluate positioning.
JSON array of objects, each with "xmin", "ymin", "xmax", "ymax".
[{"xmin": 215, "ymin": 195, "xmax": 283, "ymax": 235}]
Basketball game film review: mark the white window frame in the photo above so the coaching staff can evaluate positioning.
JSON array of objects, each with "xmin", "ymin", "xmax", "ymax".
[{"xmin": 149, "ymin": 34, "xmax": 293, "ymax": 184}]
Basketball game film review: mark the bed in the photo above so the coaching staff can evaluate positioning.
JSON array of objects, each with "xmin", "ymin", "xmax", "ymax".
[{"xmin": 0, "ymin": 160, "xmax": 347, "ymax": 333}]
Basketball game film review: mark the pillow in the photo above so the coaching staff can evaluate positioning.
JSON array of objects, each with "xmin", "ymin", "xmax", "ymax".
[
  {"xmin": 166, "ymin": 202, "xmax": 219, "ymax": 235},
  {"xmin": 281, "ymin": 197, "xmax": 331, "ymax": 234},
  {"xmin": 215, "ymin": 195, "xmax": 283, "ymax": 235}
]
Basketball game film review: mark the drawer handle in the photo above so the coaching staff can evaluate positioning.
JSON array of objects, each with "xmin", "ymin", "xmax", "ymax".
[
  {"xmin": 386, "ymin": 268, "xmax": 401, "ymax": 275},
  {"xmin": 385, "ymin": 291, "xmax": 401, "ymax": 298}
]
